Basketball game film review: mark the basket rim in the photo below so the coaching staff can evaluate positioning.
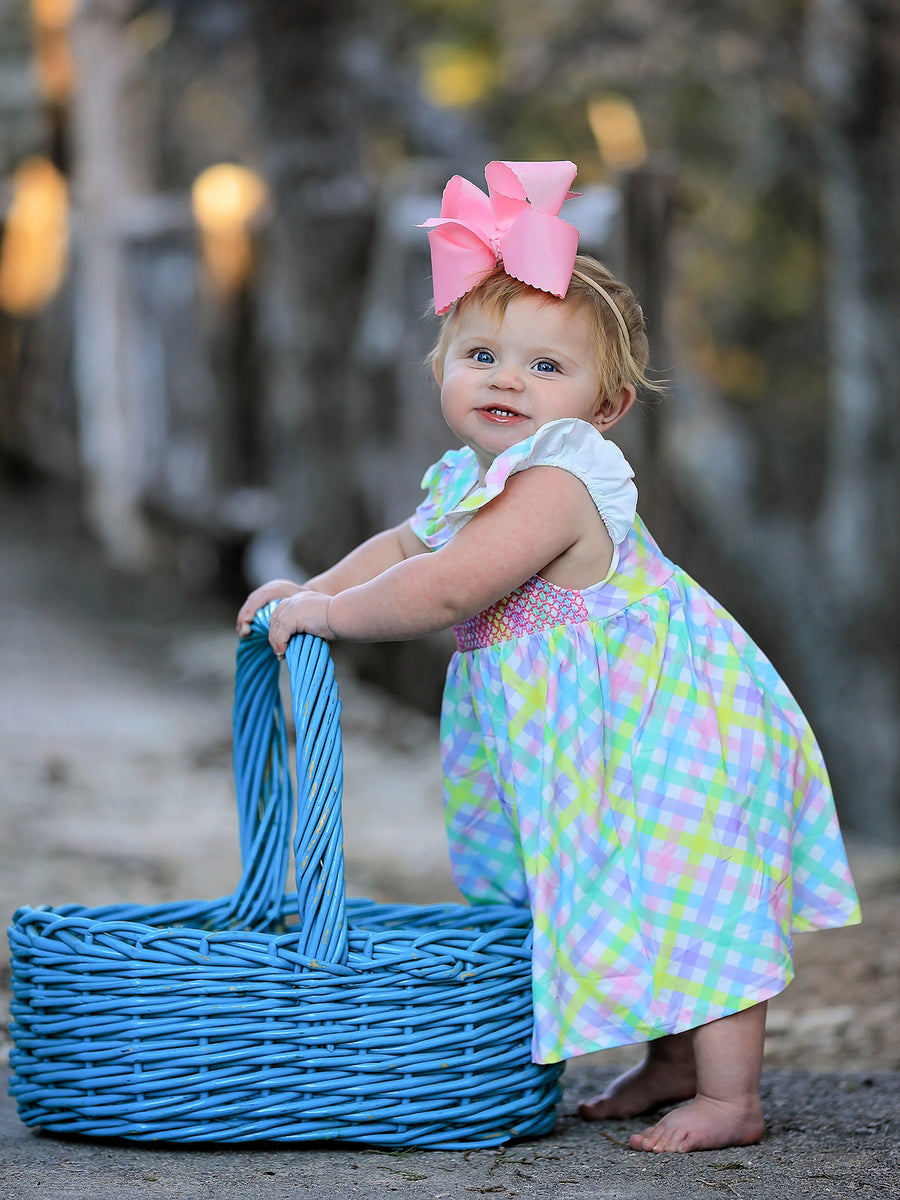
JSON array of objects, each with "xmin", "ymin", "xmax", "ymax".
[{"xmin": 10, "ymin": 894, "xmax": 536, "ymax": 978}]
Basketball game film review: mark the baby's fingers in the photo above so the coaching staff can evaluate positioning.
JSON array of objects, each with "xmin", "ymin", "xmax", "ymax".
[
  {"xmin": 236, "ymin": 596, "xmax": 262, "ymax": 636},
  {"xmin": 236, "ymin": 613, "xmax": 260, "ymax": 638},
  {"xmin": 267, "ymin": 606, "xmax": 291, "ymax": 658},
  {"xmin": 236, "ymin": 587, "xmax": 278, "ymax": 636},
  {"xmin": 236, "ymin": 580, "xmax": 304, "ymax": 637},
  {"xmin": 268, "ymin": 626, "xmax": 289, "ymax": 660}
]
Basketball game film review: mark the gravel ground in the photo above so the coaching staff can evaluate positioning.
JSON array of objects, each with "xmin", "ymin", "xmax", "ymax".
[
  {"xmin": 2, "ymin": 1063, "xmax": 898, "ymax": 1200},
  {"xmin": 2, "ymin": 474, "xmax": 899, "ymax": 1198}
]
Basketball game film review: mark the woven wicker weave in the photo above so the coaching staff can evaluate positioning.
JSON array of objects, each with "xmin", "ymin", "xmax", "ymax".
[{"xmin": 8, "ymin": 606, "xmax": 564, "ymax": 1147}]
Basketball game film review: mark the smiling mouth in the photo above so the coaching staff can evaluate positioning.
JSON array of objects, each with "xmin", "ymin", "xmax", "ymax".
[{"xmin": 480, "ymin": 405, "xmax": 526, "ymax": 420}]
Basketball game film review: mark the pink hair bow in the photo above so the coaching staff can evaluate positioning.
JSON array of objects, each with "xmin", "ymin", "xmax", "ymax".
[{"xmin": 420, "ymin": 160, "xmax": 581, "ymax": 314}]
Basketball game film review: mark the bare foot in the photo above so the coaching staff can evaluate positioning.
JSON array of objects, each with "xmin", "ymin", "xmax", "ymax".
[
  {"xmin": 578, "ymin": 1038, "xmax": 697, "ymax": 1121},
  {"xmin": 629, "ymin": 1092, "xmax": 765, "ymax": 1153},
  {"xmin": 581, "ymin": 1004, "xmax": 768, "ymax": 1148}
]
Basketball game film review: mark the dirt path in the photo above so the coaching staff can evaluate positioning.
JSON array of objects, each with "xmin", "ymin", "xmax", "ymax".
[{"xmin": 2, "ymin": 474, "xmax": 899, "ymax": 1076}]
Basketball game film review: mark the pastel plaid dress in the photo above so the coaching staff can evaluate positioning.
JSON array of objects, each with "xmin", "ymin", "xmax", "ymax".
[{"xmin": 410, "ymin": 418, "xmax": 860, "ymax": 1065}]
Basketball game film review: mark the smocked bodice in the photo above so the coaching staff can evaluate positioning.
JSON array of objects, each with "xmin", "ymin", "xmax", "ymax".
[{"xmin": 453, "ymin": 517, "xmax": 676, "ymax": 651}]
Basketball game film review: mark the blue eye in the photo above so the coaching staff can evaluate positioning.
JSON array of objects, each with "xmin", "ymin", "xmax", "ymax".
[
  {"xmin": 473, "ymin": 349, "xmax": 494, "ymax": 364},
  {"xmin": 534, "ymin": 360, "xmax": 558, "ymax": 373}
]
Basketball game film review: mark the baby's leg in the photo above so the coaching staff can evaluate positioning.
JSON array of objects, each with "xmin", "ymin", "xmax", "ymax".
[
  {"xmin": 578, "ymin": 1030, "xmax": 698, "ymax": 1121},
  {"xmin": 628, "ymin": 1002, "xmax": 767, "ymax": 1153}
]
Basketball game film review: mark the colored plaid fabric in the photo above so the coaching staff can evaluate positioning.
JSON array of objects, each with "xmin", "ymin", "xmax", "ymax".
[{"xmin": 414, "ymin": 421, "xmax": 861, "ymax": 1064}]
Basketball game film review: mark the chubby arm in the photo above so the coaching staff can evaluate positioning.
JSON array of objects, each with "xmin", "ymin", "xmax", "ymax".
[
  {"xmin": 305, "ymin": 521, "xmax": 429, "ymax": 594},
  {"xmin": 236, "ymin": 520, "xmax": 427, "ymax": 636},
  {"xmin": 268, "ymin": 466, "xmax": 608, "ymax": 653}
]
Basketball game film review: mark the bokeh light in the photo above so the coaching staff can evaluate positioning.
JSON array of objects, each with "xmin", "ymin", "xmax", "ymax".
[
  {"xmin": 31, "ymin": 0, "xmax": 77, "ymax": 103},
  {"xmin": 191, "ymin": 164, "xmax": 270, "ymax": 296},
  {"xmin": 420, "ymin": 42, "xmax": 496, "ymax": 109},
  {"xmin": 587, "ymin": 95, "xmax": 648, "ymax": 171},
  {"xmin": 0, "ymin": 157, "xmax": 70, "ymax": 316}
]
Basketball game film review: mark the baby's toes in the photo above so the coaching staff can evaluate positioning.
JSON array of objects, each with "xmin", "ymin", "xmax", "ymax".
[
  {"xmin": 630, "ymin": 1117, "xmax": 689, "ymax": 1154},
  {"xmin": 629, "ymin": 1122, "xmax": 661, "ymax": 1152}
]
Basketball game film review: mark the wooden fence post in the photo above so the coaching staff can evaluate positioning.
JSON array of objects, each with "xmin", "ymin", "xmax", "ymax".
[
  {"xmin": 620, "ymin": 156, "xmax": 676, "ymax": 543},
  {"xmin": 68, "ymin": 1, "xmax": 155, "ymax": 569}
]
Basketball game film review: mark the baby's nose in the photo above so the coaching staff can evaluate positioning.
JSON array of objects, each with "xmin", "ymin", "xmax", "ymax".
[{"xmin": 489, "ymin": 363, "xmax": 525, "ymax": 389}]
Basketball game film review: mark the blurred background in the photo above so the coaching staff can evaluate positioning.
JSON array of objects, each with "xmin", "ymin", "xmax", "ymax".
[{"xmin": 1, "ymin": 0, "xmax": 898, "ymax": 848}]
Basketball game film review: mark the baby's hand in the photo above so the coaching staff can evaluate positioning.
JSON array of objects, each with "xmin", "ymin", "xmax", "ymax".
[
  {"xmin": 268, "ymin": 591, "xmax": 335, "ymax": 658},
  {"xmin": 236, "ymin": 579, "xmax": 303, "ymax": 637}
]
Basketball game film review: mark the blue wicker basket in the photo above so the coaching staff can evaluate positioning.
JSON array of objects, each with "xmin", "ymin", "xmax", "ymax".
[{"xmin": 7, "ymin": 606, "xmax": 563, "ymax": 1148}]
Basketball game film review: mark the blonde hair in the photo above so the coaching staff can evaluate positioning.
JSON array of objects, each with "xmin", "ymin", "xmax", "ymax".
[{"xmin": 429, "ymin": 254, "xmax": 663, "ymax": 413}]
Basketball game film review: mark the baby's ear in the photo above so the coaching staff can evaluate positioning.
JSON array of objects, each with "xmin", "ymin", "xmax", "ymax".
[{"xmin": 595, "ymin": 385, "xmax": 636, "ymax": 431}]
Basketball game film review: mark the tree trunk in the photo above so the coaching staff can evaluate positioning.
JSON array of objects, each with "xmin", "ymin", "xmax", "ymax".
[
  {"xmin": 68, "ymin": 3, "xmax": 155, "ymax": 569},
  {"xmin": 658, "ymin": 0, "xmax": 900, "ymax": 840},
  {"xmin": 802, "ymin": 0, "xmax": 900, "ymax": 837}
]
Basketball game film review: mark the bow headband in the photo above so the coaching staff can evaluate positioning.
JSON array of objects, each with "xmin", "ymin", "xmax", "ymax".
[{"xmin": 420, "ymin": 160, "xmax": 581, "ymax": 315}]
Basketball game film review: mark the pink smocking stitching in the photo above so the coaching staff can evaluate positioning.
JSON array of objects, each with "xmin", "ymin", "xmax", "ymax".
[{"xmin": 454, "ymin": 576, "xmax": 590, "ymax": 651}]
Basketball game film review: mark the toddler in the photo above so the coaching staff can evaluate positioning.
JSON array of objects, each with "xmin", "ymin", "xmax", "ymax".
[{"xmin": 237, "ymin": 161, "xmax": 860, "ymax": 1153}]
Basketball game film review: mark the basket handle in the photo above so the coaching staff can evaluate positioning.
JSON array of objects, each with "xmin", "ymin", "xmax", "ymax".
[{"xmin": 228, "ymin": 602, "xmax": 348, "ymax": 963}]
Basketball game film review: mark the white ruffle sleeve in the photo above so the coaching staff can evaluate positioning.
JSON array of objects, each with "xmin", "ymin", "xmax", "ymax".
[{"xmin": 410, "ymin": 419, "xmax": 637, "ymax": 553}]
